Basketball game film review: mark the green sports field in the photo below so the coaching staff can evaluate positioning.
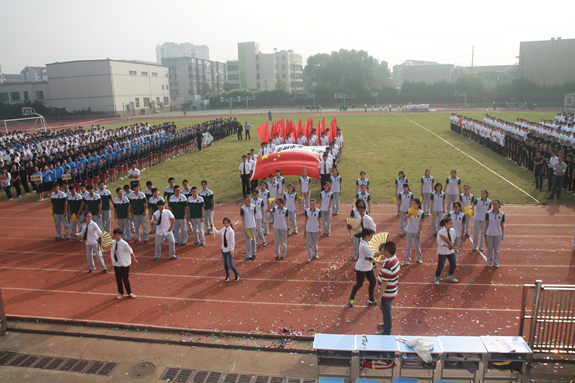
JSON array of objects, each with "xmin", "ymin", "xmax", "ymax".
[{"xmin": 12, "ymin": 111, "xmax": 574, "ymax": 204}]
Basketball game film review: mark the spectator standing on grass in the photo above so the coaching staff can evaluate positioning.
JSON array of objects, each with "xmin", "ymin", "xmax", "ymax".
[
  {"xmin": 19, "ymin": 163, "xmax": 30, "ymax": 195},
  {"xmin": 10, "ymin": 164, "xmax": 21, "ymax": 198},
  {"xmin": 214, "ymin": 217, "xmax": 240, "ymax": 282},
  {"xmin": 484, "ymin": 199, "xmax": 505, "ymax": 268},
  {"xmin": 548, "ymin": 155, "xmax": 567, "ymax": 200},
  {"xmin": 244, "ymin": 122, "xmax": 251, "ymax": 140},
  {"xmin": 374, "ymin": 241, "xmax": 399, "ymax": 335},
  {"xmin": 348, "ymin": 228, "xmax": 383, "ymax": 308},
  {"xmin": 110, "ymin": 228, "xmax": 137, "ymax": 300},
  {"xmin": 268, "ymin": 110, "xmax": 272, "ymax": 121},
  {"xmin": 434, "ymin": 217, "xmax": 458, "ymax": 284},
  {"xmin": 237, "ymin": 123, "xmax": 243, "ymax": 140},
  {"xmin": 472, "ymin": 189, "xmax": 491, "ymax": 251}
]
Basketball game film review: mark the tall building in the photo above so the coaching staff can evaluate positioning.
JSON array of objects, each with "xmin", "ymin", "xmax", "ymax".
[
  {"xmin": 226, "ymin": 42, "xmax": 304, "ymax": 93},
  {"xmin": 162, "ymin": 57, "xmax": 226, "ymax": 107},
  {"xmin": 21, "ymin": 66, "xmax": 47, "ymax": 82},
  {"xmin": 392, "ymin": 60, "xmax": 440, "ymax": 88},
  {"xmin": 393, "ymin": 60, "xmax": 466, "ymax": 88},
  {"xmin": 156, "ymin": 42, "xmax": 209, "ymax": 64},
  {"xmin": 519, "ymin": 38, "xmax": 575, "ymax": 87}
]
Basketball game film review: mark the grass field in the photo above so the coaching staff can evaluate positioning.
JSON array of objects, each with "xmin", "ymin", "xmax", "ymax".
[{"xmin": 7, "ymin": 110, "xmax": 574, "ymax": 204}]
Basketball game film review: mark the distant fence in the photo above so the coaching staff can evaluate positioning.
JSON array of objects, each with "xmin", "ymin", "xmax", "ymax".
[{"xmin": 519, "ymin": 280, "xmax": 575, "ymax": 355}]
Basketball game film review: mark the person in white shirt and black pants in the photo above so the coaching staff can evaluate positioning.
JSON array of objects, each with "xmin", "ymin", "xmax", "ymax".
[
  {"xmin": 318, "ymin": 153, "xmax": 332, "ymax": 188},
  {"xmin": 111, "ymin": 228, "xmax": 138, "ymax": 299},
  {"xmin": 214, "ymin": 217, "xmax": 240, "ymax": 281},
  {"xmin": 239, "ymin": 155, "xmax": 251, "ymax": 197},
  {"xmin": 151, "ymin": 200, "xmax": 177, "ymax": 260},
  {"xmin": 76, "ymin": 211, "xmax": 108, "ymax": 274},
  {"xmin": 434, "ymin": 217, "xmax": 457, "ymax": 284}
]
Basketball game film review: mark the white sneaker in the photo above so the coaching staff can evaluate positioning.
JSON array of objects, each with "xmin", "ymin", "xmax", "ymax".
[{"xmin": 115, "ymin": 294, "xmax": 122, "ymax": 299}]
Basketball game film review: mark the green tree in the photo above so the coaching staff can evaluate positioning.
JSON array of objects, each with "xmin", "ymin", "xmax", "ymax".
[
  {"xmin": 454, "ymin": 74, "xmax": 485, "ymax": 103},
  {"xmin": 223, "ymin": 82, "xmax": 231, "ymax": 92},
  {"xmin": 275, "ymin": 75, "xmax": 287, "ymax": 92},
  {"xmin": 201, "ymin": 83, "xmax": 212, "ymax": 96}
]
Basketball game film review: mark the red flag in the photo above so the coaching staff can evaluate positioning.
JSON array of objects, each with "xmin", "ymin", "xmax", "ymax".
[
  {"xmin": 294, "ymin": 118, "xmax": 302, "ymax": 138},
  {"xmin": 252, "ymin": 151, "xmax": 321, "ymax": 180},
  {"xmin": 271, "ymin": 121, "xmax": 277, "ymax": 137},
  {"xmin": 287, "ymin": 119, "xmax": 294, "ymax": 135},
  {"xmin": 318, "ymin": 117, "xmax": 325, "ymax": 135},
  {"xmin": 278, "ymin": 118, "xmax": 286, "ymax": 139},
  {"xmin": 303, "ymin": 118, "xmax": 311, "ymax": 139},
  {"xmin": 328, "ymin": 116, "xmax": 337, "ymax": 142},
  {"xmin": 257, "ymin": 121, "xmax": 270, "ymax": 143}
]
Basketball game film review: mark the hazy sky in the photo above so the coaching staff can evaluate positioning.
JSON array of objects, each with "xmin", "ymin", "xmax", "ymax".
[{"xmin": 1, "ymin": 0, "xmax": 572, "ymax": 74}]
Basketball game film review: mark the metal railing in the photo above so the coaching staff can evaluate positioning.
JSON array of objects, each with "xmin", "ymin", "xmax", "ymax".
[
  {"xmin": 0, "ymin": 287, "xmax": 7, "ymax": 335},
  {"xmin": 519, "ymin": 280, "xmax": 575, "ymax": 354}
]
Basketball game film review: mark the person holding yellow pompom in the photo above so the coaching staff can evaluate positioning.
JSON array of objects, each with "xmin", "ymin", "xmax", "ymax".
[
  {"xmin": 269, "ymin": 197, "xmax": 289, "ymax": 260},
  {"xmin": 240, "ymin": 194, "xmax": 257, "ymax": 260},
  {"xmin": 404, "ymin": 198, "xmax": 425, "ymax": 264},
  {"xmin": 67, "ymin": 185, "xmax": 84, "ymax": 242}
]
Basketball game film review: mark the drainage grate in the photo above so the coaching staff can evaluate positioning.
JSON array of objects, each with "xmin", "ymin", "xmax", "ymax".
[
  {"xmin": 237, "ymin": 375, "xmax": 252, "ymax": 383},
  {"xmin": 129, "ymin": 362, "xmax": 156, "ymax": 379},
  {"xmin": 160, "ymin": 367, "xmax": 183, "ymax": 381},
  {"xmin": 192, "ymin": 370, "xmax": 209, "ymax": 383},
  {"xmin": 176, "ymin": 369, "xmax": 195, "ymax": 382},
  {"xmin": 160, "ymin": 370, "xmax": 289, "ymax": 383},
  {"xmin": 0, "ymin": 352, "xmax": 117, "ymax": 376},
  {"xmin": 205, "ymin": 372, "xmax": 223, "ymax": 383}
]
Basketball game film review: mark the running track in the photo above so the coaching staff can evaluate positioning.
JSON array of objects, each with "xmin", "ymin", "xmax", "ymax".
[{"xmin": 1, "ymin": 202, "xmax": 573, "ymax": 338}]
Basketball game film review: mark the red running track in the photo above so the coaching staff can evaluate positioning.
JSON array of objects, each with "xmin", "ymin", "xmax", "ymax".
[{"xmin": 0, "ymin": 202, "xmax": 573, "ymax": 337}]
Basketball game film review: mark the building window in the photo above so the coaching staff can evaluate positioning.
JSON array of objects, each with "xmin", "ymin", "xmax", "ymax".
[
  {"xmin": 36, "ymin": 91, "xmax": 44, "ymax": 100},
  {"xmin": 10, "ymin": 92, "xmax": 20, "ymax": 101},
  {"xmin": 129, "ymin": 71, "xmax": 137, "ymax": 75},
  {"xmin": 282, "ymin": 74, "xmax": 286, "ymax": 79},
  {"xmin": 156, "ymin": 97, "xmax": 160, "ymax": 103},
  {"xmin": 23, "ymin": 91, "xmax": 29, "ymax": 101},
  {"xmin": 256, "ymin": 64, "xmax": 260, "ymax": 70},
  {"xmin": 0, "ymin": 93, "xmax": 8, "ymax": 102},
  {"xmin": 135, "ymin": 98, "xmax": 140, "ymax": 108},
  {"xmin": 228, "ymin": 74, "xmax": 240, "ymax": 81},
  {"xmin": 228, "ymin": 64, "xmax": 239, "ymax": 71},
  {"xmin": 141, "ymin": 71, "xmax": 148, "ymax": 76},
  {"xmin": 166, "ymin": 85, "xmax": 168, "ymax": 90},
  {"xmin": 151, "ymin": 72, "xmax": 158, "ymax": 76},
  {"xmin": 282, "ymin": 55, "xmax": 286, "ymax": 60},
  {"xmin": 143, "ymin": 97, "xmax": 150, "ymax": 107},
  {"xmin": 256, "ymin": 55, "xmax": 259, "ymax": 61},
  {"xmin": 257, "ymin": 83, "xmax": 261, "ymax": 89},
  {"xmin": 282, "ymin": 64, "xmax": 286, "ymax": 70},
  {"xmin": 164, "ymin": 97, "xmax": 169, "ymax": 106},
  {"xmin": 257, "ymin": 74, "xmax": 260, "ymax": 79},
  {"xmin": 162, "ymin": 85, "xmax": 165, "ymax": 90}
]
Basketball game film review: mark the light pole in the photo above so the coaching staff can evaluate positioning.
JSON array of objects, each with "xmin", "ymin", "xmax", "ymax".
[
  {"xmin": 454, "ymin": 91, "xmax": 467, "ymax": 107},
  {"xmin": 307, "ymin": 93, "xmax": 316, "ymax": 108},
  {"xmin": 371, "ymin": 92, "xmax": 379, "ymax": 106},
  {"xmin": 334, "ymin": 93, "xmax": 355, "ymax": 108},
  {"xmin": 221, "ymin": 96, "xmax": 240, "ymax": 113},
  {"xmin": 242, "ymin": 95, "xmax": 256, "ymax": 111}
]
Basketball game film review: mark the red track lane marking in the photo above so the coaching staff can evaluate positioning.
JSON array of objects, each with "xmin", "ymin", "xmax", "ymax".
[{"xmin": 0, "ymin": 287, "xmax": 521, "ymax": 312}]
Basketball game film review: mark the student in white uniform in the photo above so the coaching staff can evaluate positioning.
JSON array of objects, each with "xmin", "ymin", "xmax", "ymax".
[
  {"xmin": 270, "ymin": 197, "xmax": 288, "ymax": 260},
  {"xmin": 434, "ymin": 217, "xmax": 458, "ymax": 284},
  {"xmin": 404, "ymin": 198, "xmax": 425, "ymax": 264},
  {"xmin": 240, "ymin": 194, "xmax": 257, "ymax": 260},
  {"xmin": 354, "ymin": 184, "xmax": 371, "ymax": 214},
  {"xmin": 447, "ymin": 202, "xmax": 466, "ymax": 261},
  {"xmin": 472, "ymin": 189, "xmax": 491, "ymax": 251},
  {"xmin": 397, "ymin": 184, "xmax": 413, "ymax": 235},
  {"xmin": 304, "ymin": 199, "xmax": 322, "ymax": 262},
  {"xmin": 251, "ymin": 189, "xmax": 266, "ymax": 247},
  {"xmin": 444, "ymin": 170, "xmax": 462, "ymax": 213},
  {"xmin": 330, "ymin": 168, "xmax": 342, "ymax": 215},
  {"xmin": 356, "ymin": 171, "xmax": 369, "ymax": 194},
  {"xmin": 299, "ymin": 169, "xmax": 312, "ymax": 210},
  {"xmin": 214, "ymin": 217, "xmax": 240, "ymax": 281},
  {"xmin": 348, "ymin": 228, "xmax": 385, "ymax": 307},
  {"xmin": 110, "ymin": 228, "xmax": 138, "ymax": 299},
  {"xmin": 258, "ymin": 181, "xmax": 270, "ymax": 235},
  {"xmin": 76, "ymin": 211, "xmax": 108, "ymax": 273},
  {"xmin": 348, "ymin": 201, "xmax": 376, "ymax": 260},
  {"xmin": 267, "ymin": 174, "xmax": 277, "ymax": 225},
  {"xmin": 430, "ymin": 183, "xmax": 445, "ymax": 234},
  {"xmin": 320, "ymin": 181, "xmax": 334, "ymax": 236},
  {"xmin": 484, "ymin": 200, "xmax": 505, "ymax": 268},
  {"xmin": 275, "ymin": 169, "xmax": 285, "ymax": 198},
  {"xmin": 420, "ymin": 169, "xmax": 434, "ymax": 215},
  {"xmin": 395, "ymin": 171, "xmax": 407, "ymax": 196},
  {"xmin": 151, "ymin": 200, "xmax": 177, "ymax": 260},
  {"xmin": 284, "ymin": 183, "xmax": 298, "ymax": 235},
  {"xmin": 459, "ymin": 185, "xmax": 474, "ymax": 237}
]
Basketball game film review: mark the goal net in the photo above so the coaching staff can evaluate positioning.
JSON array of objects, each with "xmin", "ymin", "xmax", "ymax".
[{"xmin": 2, "ymin": 108, "xmax": 50, "ymax": 133}]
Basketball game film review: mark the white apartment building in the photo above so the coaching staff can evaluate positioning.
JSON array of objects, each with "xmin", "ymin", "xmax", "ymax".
[{"xmin": 156, "ymin": 42, "xmax": 209, "ymax": 64}]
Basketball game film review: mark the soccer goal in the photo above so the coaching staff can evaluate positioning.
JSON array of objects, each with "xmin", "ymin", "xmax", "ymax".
[{"xmin": 1, "ymin": 107, "xmax": 50, "ymax": 133}]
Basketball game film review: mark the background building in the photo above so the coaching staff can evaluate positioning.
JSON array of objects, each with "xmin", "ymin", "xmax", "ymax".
[
  {"xmin": 46, "ymin": 59, "xmax": 169, "ymax": 114},
  {"xmin": 156, "ymin": 42, "xmax": 209, "ymax": 64},
  {"xmin": 162, "ymin": 56, "xmax": 226, "ymax": 108},
  {"xmin": 393, "ymin": 60, "xmax": 440, "ymax": 88},
  {"xmin": 519, "ymin": 38, "xmax": 575, "ymax": 87},
  {"xmin": 20, "ymin": 66, "xmax": 47, "ymax": 82},
  {"xmin": 463, "ymin": 65, "xmax": 518, "ymax": 87},
  {"xmin": 0, "ymin": 81, "xmax": 49, "ymax": 104},
  {"xmin": 226, "ymin": 42, "xmax": 304, "ymax": 93}
]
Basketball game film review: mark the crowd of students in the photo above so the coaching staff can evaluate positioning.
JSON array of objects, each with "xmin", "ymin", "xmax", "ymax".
[
  {"xmin": 397, "ymin": 103, "xmax": 430, "ymax": 112},
  {"xmin": 450, "ymin": 112, "xmax": 575, "ymax": 199},
  {"xmin": 0, "ymin": 118, "xmax": 238, "ymax": 201}
]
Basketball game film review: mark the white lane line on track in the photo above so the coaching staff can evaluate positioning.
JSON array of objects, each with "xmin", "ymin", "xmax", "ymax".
[
  {"xmin": 407, "ymin": 118, "xmax": 539, "ymax": 203},
  {"xmin": 1, "ymin": 287, "xmax": 520, "ymax": 312}
]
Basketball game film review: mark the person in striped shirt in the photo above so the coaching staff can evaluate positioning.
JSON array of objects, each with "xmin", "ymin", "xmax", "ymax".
[{"xmin": 374, "ymin": 241, "xmax": 399, "ymax": 335}]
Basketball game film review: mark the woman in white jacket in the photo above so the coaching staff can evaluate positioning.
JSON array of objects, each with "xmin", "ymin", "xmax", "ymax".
[
  {"xmin": 214, "ymin": 217, "xmax": 240, "ymax": 282},
  {"xmin": 348, "ymin": 228, "xmax": 385, "ymax": 307},
  {"xmin": 434, "ymin": 217, "xmax": 458, "ymax": 285}
]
